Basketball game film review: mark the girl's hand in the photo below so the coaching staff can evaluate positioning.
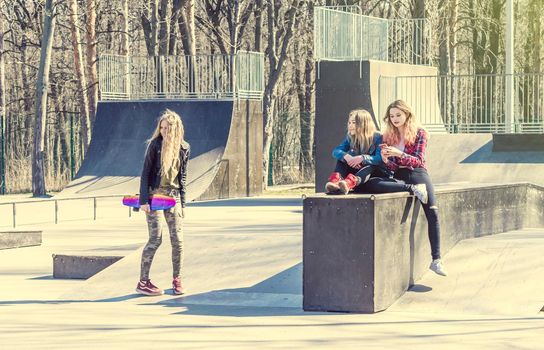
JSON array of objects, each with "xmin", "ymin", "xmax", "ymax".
[
  {"xmin": 347, "ymin": 155, "xmax": 363, "ymax": 168},
  {"xmin": 385, "ymin": 146, "xmax": 404, "ymax": 158},
  {"xmin": 141, "ymin": 204, "xmax": 151, "ymax": 213},
  {"xmin": 381, "ymin": 147, "xmax": 390, "ymax": 160}
]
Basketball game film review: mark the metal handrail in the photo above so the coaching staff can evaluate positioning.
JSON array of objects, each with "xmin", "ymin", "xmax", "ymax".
[{"xmin": 0, "ymin": 194, "xmax": 132, "ymax": 228}]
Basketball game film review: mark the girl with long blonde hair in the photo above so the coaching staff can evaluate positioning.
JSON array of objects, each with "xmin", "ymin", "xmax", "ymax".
[
  {"xmin": 136, "ymin": 109, "xmax": 190, "ymax": 296},
  {"xmin": 364, "ymin": 100, "xmax": 446, "ymax": 276},
  {"xmin": 325, "ymin": 108, "xmax": 389, "ymax": 195}
]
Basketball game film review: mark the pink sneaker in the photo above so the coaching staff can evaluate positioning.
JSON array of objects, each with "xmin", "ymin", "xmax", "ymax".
[
  {"xmin": 338, "ymin": 173, "xmax": 359, "ymax": 195},
  {"xmin": 136, "ymin": 279, "xmax": 163, "ymax": 296},
  {"xmin": 172, "ymin": 277, "xmax": 184, "ymax": 295}
]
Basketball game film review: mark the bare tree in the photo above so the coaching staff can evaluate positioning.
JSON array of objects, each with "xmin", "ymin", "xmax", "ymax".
[
  {"xmin": 33, "ymin": 0, "xmax": 56, "ymax": 196},
  {"xmin": 68, "ymin": 0, "xmax": 91, "ymax": 151},
  {"xmin": 262, "ymin": 0, "xmax": 302, "ymax": 187},
  {"xmin": 86, "ymin": 0, "xmax": 98, "ymax": 121},
  {"xmin": 179, "ymin": 0, "xmax": 196, "ymax": 56},
  {"xmin": 0, "ymin": 9, "xmax": 5, "ymax": 194}
]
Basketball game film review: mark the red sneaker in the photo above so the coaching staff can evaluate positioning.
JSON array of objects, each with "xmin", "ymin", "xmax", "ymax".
[
  {"xmin": 325, "ymin": 172, "xmax": 343, "ymax": 194},
  {"xmin": 338, "ymin": 173, "xmax": 359, "ymax": 195},
  {"xmin": 136, "ymin": 279, "xmax": 163, "ymax": 296},
  {"xmin": 172, "ymin": 277, "xmax": 184, "ymax": 295}
]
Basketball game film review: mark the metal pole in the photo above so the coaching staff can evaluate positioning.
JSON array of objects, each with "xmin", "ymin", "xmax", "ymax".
[
  {"xmin": 505, "ymin": 0, "xmax": 514, "ymax": 133},
  {"xmin": 93, "ymin": 197, "xmax": 97, "ymax": 220},
  {"xmin": 12, "ymin": 203, "xmax": 15, "ymax": 228},
  {"xmin": 54, "ymin": 199, "xmax": 58, "ymax": 224}
]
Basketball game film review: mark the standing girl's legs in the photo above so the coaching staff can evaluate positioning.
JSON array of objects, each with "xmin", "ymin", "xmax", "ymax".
[
  {"xmin": 140, "ymin": 210, "xmax": 163, "ymax": 281},
  {"xmin": 163, "ymin": 191, "xmax": 184, "ymax": 280}
]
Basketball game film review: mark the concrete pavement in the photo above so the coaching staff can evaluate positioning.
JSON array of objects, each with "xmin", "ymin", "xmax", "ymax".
[{"xmin": 1, "ymin": 195, "xmax": 543, "ymax": 349}]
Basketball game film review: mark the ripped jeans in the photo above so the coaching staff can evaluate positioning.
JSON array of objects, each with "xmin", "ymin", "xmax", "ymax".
[
  {"xmin": 362, "ymin": 168, "xmax": 441, "ymax": 260},
  {"xmin": 139, "ymin": 187, "xmax": 184, "ymax": 280}
]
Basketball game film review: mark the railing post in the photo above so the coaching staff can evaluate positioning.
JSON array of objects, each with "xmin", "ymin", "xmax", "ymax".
[
  {"xmin": 12, "ymin": 202, "xmax": 15, "ymax": 228},
  {"xmin": 54, "ymin": 199, "xmax": 58, "ymax": 224},
  {"xmin": 93, "ymin": 197, "xmax": 97, "ymax": 220}
]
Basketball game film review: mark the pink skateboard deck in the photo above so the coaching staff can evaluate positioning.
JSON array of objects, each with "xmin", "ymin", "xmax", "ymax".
[{"xmin": 122, "ymin": 194, "xmax": 176, "ymax": 211}]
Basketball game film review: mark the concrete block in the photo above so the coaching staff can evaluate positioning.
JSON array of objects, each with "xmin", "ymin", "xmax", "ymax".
[
  {"xmin": 0, "ymin": 231, "xmax": 42, "ymax": 250},
  {"xmin": 493, "ymin": 133, "xmax": 544, "ymax": 151},
  {"xmin": 303, "ymin": 183, "xmax": 544, "ymax": 313},
  {"xmin": 53, "ymin": 254, "xmax": 124, "ymax": 279}
]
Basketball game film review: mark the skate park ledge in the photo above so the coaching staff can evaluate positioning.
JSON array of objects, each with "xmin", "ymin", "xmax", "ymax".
[
  {"xmin": 0, "ymin": 231, "xmax": 42, "ymax": 250},
  {"xmin": 303, "ymin": 182, "xmax": 544, "ymax": 313},
  {"xmin": 53, "ymin": 254, "xmax": 124, "ymax": 279}
]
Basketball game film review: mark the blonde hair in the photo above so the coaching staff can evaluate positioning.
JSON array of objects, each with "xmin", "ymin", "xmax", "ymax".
[
  {"xmin": 347, "ymin": 109, "xmax": 377, "ymax": 154},
  {"xmin": 149, "ymin": 109, "xmax": 185, "ymax": 175},
  {"xmin": 383, "ymin": 100, "xmax": 421, "ymax": 145}
]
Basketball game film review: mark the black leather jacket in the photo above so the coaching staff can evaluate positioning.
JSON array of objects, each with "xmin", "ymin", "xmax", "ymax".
[{"xmin": 139, "ymin": 136, "xmax": 190, "ymax": 207}]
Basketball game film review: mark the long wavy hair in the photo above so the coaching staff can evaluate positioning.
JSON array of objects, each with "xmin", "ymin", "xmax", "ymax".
[
  {"xmin": 382, "ymin": 100, "xmax": 421, "ymax": 145},
  {"xmin": 347, "ymin": 109, "xmax": 377, "ymax": 154},
  {"xmin": 148, "ymin": 109, "xmax": 185, "ymax": 175}
]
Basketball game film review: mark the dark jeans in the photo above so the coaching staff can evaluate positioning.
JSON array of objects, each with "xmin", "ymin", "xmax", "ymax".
[
  {"xmin": 334, "ymin": 160, "xmax": 391, "ymax": 192},
  {"xmin": 362, "ymin": 167, "xmax": 441, "ymax": 260}
]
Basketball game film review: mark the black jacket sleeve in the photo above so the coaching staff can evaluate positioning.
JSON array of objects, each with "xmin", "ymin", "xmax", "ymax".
[
  {"xmin": 139, "ymin": 141, "xmax": 157, "ymax": 205},
  {"xmin": 178, "ymin": 145, "xmax": 190, "ymax": 208}
]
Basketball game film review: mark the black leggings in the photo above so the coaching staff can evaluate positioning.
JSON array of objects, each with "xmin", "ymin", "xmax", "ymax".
[
  {"xmin": 334, "ymin": 160, "xmax": 391, "ymax": 192},
  {"xmin": 362, "ymin": 168, "xmax": 441, "ymax": 260}
]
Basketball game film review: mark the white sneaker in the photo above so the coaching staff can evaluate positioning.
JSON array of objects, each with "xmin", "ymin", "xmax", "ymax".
[
  {"xmin": 429, "ymin": 259, "xmax": 447, "ymax": 276},
  {"xmin": 412, "ymin": 184, "xmax": 428, "ymax": 204}
]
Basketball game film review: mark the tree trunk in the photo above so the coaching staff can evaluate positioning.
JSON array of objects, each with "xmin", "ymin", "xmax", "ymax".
[
  {"xmin": 33, "ymin": 0, "xmax": 56, "ymax": 196},
  {"xmin": 21, "ymin": 35, "xmax": 33, "ymax": 151},
  {"xmin": 412, "ymin": 0, "xmax": 425, "ymax": 64},
  {"xmin": 0, "ymin": 14, "xmax": 5, "ymax": 194},
  {"xmin": 86, "ymin": 0, "xmax": 98, "ymax": 123},
  {"xmin": 228, "ymin": 0, "xmax": 240, "ymax": 53},
  {"xmin": 254, "ymin": 0, "xmax": 263, "ymax": 51},
  {"xmin": 262, "ymin": 0, "xmax": 301, "ymax": 188},
  {"xmin": 120, "ymin": 0, "xmax": 131, "ymax": 96},
  {"xmin": 179, "ymin": 0, "xmax": 196, "ymax": 56},
  {"xmin": 169, "ymin": 0, "xmax": 183, "ymax": 55},
  {"xmin": 529, "ymin": 0, "xmax": 541, "ymax": 74},
  {"xmin": 489, "ymin": 0, "xmax": 502, "ymax": 74},
  {"xmin": 158, "ymin": 0, "xmax": 170, "ymax": 55},
  {"xmin": 178, "ymin": 0, "xmax": 196, "ymax": 93},
  {"xmin": 68, "ymin": 0, "xmax": 91, "ymax": 152}
]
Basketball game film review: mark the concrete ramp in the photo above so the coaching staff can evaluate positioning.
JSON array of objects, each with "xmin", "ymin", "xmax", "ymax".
[
  {"xmin": 390, "ymin": 229, "xmax": 544, "ymax": 316},
  {"xmin": 427, "ymin": 134, "xmax": 544, "ymax": 187},
  {"xmin": 58, "ymin": 99, "xmax": 262, "ymax": 201}
]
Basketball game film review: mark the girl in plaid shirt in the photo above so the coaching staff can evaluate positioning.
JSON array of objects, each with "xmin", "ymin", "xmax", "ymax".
[{"xmin": 363, "ymin": 100, "xmax": 447, "ymax": 276}]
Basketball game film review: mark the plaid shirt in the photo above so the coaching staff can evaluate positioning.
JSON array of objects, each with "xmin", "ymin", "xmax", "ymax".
[{"xmin": 385, "ymin": 128, "xmax": 427, "ymax": 172}]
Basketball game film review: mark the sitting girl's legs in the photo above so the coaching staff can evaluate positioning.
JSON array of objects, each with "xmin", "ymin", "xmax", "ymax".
[
  {"xmin": 334, "ymin": 160, "xmax": 354, "ymax": 178},
  {"xmin": 401, "ymin": 169, "xmax": 441, "ymax": 261},
  {"xmin": 326, "ymin": 161, "xmax": 356, "ymax": 194}
]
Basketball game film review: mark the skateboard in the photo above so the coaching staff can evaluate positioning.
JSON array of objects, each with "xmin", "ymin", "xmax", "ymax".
[{"xmin": 122, "ymin": 194, "xmax": 176, "ymax": 211}]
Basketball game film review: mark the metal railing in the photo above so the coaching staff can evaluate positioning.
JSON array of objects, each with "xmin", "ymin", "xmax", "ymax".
[
  {"xmin": 0, "ymin": 195, "xmax": 134, "ymax": 228},
  {"xmin": 314, "ymin": 7, "xmax": 388, "ymax": 62},
  {"xmin": 378, "ymin": 73, "xmax": 544, "ymax": 133},
  {"xmin": 314, "ymin": 6, "xmax": 432, "ymax": 65},
  {"xmin": 99, "ymin": 51, "xmax": 264, "ymax": 101}
]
